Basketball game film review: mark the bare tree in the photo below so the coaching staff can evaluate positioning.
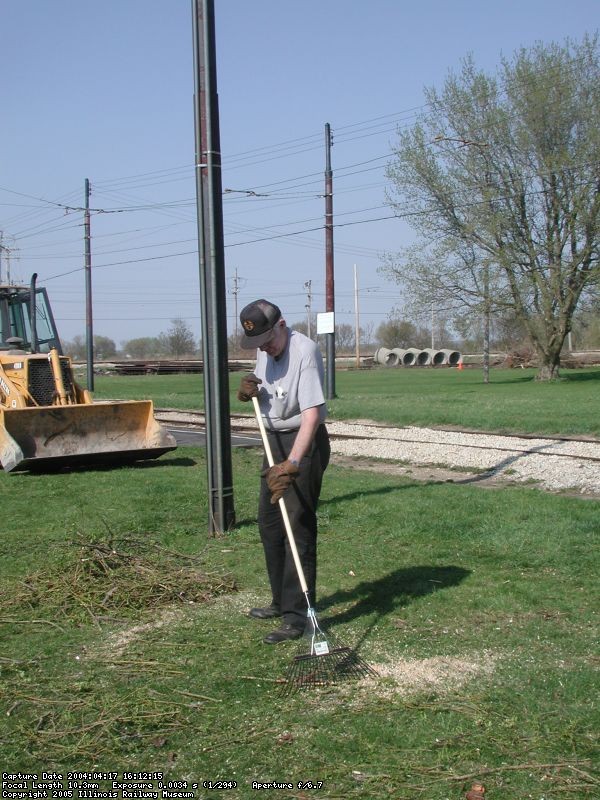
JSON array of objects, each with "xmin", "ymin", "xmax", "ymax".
[
  {"xmin": 335, "ymin": 323, "xmax": 355, "ymax": 353},
  {"xmin": 159, "ymin": 319, "xmax": 197, "ymax": 358}
]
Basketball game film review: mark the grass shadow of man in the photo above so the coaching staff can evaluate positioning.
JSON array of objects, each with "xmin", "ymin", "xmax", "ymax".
[{"xmin": 317, "ymin": 564, "xmax": 471, "ymax": 639}]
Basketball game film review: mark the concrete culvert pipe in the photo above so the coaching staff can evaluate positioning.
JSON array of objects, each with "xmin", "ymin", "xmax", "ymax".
[
  {"xmin": 374, "ymin": 347, "xmax": 399, "ymax": 366},
  {"xmin": 406, "ymin": 348, "xmax": 430, "ymax": 366},
  {"xmin": 441, "ymin": 349, "xmax": 461, "ymax": 366},
  {"xmin": 391, "ymin": 348, "xmax": 416, "ymax": 366},
  {"xmin": 424, "ymin": 348, "xmax": 446, "ymax": 366}
]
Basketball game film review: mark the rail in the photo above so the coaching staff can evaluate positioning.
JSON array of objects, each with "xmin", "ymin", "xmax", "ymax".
[{"xmin": 156, "ymin": 409, "xmax": 600, "ymax": 465}]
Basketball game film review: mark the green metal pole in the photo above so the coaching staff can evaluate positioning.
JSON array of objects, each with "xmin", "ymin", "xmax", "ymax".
[{"xmin": 192, "ymin": 0, "xmax": 235, "ymax": 533}]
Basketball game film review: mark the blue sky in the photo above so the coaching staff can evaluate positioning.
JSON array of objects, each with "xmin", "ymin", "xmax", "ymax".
[{"xmin": 1, "ymin": 0, "xmax": 597, "ymax": 346}]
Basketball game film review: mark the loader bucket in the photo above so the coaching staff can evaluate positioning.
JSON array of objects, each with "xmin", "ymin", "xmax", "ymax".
[{"xmin": 0, "ymin": 401, "xmax": 177, "ymax": 473}]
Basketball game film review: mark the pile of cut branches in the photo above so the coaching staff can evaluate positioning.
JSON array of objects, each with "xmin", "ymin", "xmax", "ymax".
[{"xmin": 1, "ymin": 535, "xmax": 237, "ymax": 624}]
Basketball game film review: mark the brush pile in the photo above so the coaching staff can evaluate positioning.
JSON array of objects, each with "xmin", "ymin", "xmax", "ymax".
[{"xmin": 2, "ymin": 534, "xmax": 237, "ymax": 623}]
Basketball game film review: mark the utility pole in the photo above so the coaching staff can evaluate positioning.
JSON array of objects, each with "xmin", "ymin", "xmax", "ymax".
[
  {"xmin": 0, "ymin": 232, "xmax": 14, "ymax": 284},
  {"xmin": 228, "ymin": 268, "xmax": 245, "ymax": 353},
  {"xmin": 304, "ymin": 280, "xmax": 312, "ymax": 338},
  {"xmin": 232, "ymin": 269, "xmax": 240, "ymax": 345},
  {"xmin": 324, "ymin": 122, "xmax": 336, "ymax": 398},
  {"xmin": 192, "ymin": 0, "xmax": 235, "ymax": 534},
  {"xmin": 482, "ymin": 169, "xmax": 492, "ymax": 385},
  {"xmin": 483, "ymin": 259, "xmax": 490, "ymax": 384},
  {"xmin": 84, "ymin": 178, "xmax": 94, "ymax": 392},
  {"xmin": 353, "ymin": 264, "xmax": 360, "ymax": 368}
]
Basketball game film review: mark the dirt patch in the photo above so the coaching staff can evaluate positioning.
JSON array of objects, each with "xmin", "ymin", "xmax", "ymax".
[
  {"xmin": 90, "ymin": 592, "xmax": 264, "ymax": 659},
  {"xmin": 330, "ymin": 453, "xmax": 513, "ymax": 490},
  {"xmin": 211, "ymin": 590, "xmax": 271, "ymax": 616},
  {"xmin": 359, "ymin": 653, "xmax": 498, "ymax": 698},
  {"xmin": 95, "ymin": 608, "xmax": 189, "ymax": 658},
  {"xmin": 330, "ymin": 454, "xmax": 600, "ymax": 499}
]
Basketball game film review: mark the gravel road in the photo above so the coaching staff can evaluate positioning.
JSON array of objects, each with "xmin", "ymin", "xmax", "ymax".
[{"xmin": 157, "ymin": 411, "xmax": 600, "ymax": 498}]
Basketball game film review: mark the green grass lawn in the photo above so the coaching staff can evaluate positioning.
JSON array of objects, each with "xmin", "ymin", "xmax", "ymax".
[
  {"xmin": 91, "ymin": 365, "xmax": 600, "ymax": 437},
  {"xmin": 1, "ymin": 446, "xmax": 598, "ymax": 798}
]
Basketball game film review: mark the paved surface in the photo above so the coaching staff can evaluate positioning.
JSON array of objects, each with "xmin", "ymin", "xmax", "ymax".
[{"xmin": 165, "ymin": 425, "xmax": 261, "ymax": 449}]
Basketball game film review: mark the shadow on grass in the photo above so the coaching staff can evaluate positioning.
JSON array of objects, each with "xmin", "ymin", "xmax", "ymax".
[
  {"xmin": 485, "ymin": 367, "xmax": 600, "ymax": 385},
  {"xmin": 318, "ymin": 564, "xmax": 470, "ymax": 633},
  {"xmin": 480, "ymin": 374, "xmax": 536, "ymax": 385},
  {"xmin": 17, "ymin": 455, "xmax": 197, "ymax": 476},
  {"xmin": 323, "ymin": 481, "xmax": 418, "ymax": 506},
  {"xmin": 131, "ymin": 456, "xmax": 198, "ymax": 469},
  {"xmin": 561, "ymin": 369, "xmax": 600, "ymax": 383}
]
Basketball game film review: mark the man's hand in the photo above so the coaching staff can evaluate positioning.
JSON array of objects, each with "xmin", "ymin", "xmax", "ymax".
[
  {"xmin": 237, "ymin": 373, "xmax": 262, "ymax": 402},
  {"xmin": 263, "ymin": 459, "xmax": 300, "ymax": 504}
]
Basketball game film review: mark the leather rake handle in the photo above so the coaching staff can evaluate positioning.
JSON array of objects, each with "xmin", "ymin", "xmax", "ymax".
[{"xmin": 252, "ymin": 396, "xmax": 310, "ymax": 596}]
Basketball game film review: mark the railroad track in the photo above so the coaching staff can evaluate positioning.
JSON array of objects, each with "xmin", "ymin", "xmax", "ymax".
[{"xmin": 156, "ymin": 410, "xmax": 600, "ymax": 465}]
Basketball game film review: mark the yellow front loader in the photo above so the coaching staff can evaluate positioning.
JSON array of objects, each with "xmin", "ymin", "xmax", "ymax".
[{"xmin": 0, "ymin": 277, "xmax": 176, "ymax": 472}]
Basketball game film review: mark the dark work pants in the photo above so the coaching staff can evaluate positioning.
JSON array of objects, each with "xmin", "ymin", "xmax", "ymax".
[{"xmin": 258, "ymin": 424, "xmax": 330, "ymax": 630}]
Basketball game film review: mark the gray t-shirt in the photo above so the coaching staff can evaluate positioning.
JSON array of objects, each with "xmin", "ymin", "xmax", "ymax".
[{"xmin": 254, "ymin": 329, "xmax": 327, "ymax": 431}]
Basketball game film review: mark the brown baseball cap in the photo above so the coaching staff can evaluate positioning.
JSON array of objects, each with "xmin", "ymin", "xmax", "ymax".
[{"xmin": 239, "ymin": 299, "xmax": 282, "ymax": 349}]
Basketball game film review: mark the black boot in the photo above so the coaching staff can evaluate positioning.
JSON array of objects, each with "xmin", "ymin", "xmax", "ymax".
[
  {"xmin": 263, "ymin": 623, "xmax": 304, "ymax": 644},
  {"xmin": 248, "ymin": 604, "xmax": 281, "ymax": 619}
]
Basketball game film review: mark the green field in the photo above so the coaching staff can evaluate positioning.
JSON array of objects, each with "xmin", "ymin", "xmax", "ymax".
[
  {"xmin": 1, "ymin": 366, "xmax": 598, "ymax": 797},
  {"xmin": 92, "ymin": 365, "xmax": 600, "ymax": 437}
]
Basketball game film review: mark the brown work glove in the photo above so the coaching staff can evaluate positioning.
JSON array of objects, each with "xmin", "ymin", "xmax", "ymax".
[
  {"xmin": 237, "ymin": 373, "xmax": 262, "ymax": 402},
  {"xmin": 262, "ymin": 459, "xmax": 300, "ymax": 504}
]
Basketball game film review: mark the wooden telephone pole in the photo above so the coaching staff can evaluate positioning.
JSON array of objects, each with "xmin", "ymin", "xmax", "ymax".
[{"xmin": 324, "ymin": 123, "xmax": 336, "ymax": 398}]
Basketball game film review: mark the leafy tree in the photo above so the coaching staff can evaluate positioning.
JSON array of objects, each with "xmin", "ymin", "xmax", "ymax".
[
  {"xmin": 376, "ymin": 318, "xmax": 418, "ymax": 348},
  {"xmin": 62, "ymin": 334, "xmax": 116, "ymax": 360},
  {"xmin": 122, "ymin": 336, "xmax": 162, "ymax": 359},
  {"xmin": 158, "ymin": 319, "xmax": 197, "ymax": 358},
  {"xmin": 93, "ymin": 335, "xmax": 117, "ymax": 360},
  {"xmin": 385, "ymin": 35, "xmax": 600, "ymax": 380}
]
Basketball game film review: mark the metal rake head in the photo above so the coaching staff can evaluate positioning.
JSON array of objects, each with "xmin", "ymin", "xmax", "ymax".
[{"xmin": 280, "ymin": 644, "xmax": 378, "ymax": 696}]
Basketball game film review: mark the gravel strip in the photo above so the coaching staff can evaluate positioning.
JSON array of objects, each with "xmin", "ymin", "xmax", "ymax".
[
  {"xmin": 327, "ymin": 421, "xmax": 600, "ymax": 496},
  {"xmin": 157, "ymin": 411, "xmax": 600, "ymax": 496}
]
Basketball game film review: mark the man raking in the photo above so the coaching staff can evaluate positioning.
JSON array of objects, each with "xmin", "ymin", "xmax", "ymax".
[{"xmin": 237, "ymin": 299, "xmax": 330, "ymax": 644}]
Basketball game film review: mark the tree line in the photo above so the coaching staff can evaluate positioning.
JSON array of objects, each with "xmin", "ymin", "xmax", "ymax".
[
  {"xmin": 62, "ymin": 306, "xmax": 600, "ymax": 362},
  {"xmin": 63, "ymin": 319, "xmax": 198, "ymax": 361}
]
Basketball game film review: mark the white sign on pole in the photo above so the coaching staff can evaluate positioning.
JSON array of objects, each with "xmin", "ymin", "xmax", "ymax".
[{"xmin": 316, "ymin": 311, "xmax": 335, "ymax": 335}]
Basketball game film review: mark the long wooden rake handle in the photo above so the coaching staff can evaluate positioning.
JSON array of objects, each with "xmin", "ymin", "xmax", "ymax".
[{"xmin": 252, "ymin": 396, "xmax": 310, "ymax": 598}]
